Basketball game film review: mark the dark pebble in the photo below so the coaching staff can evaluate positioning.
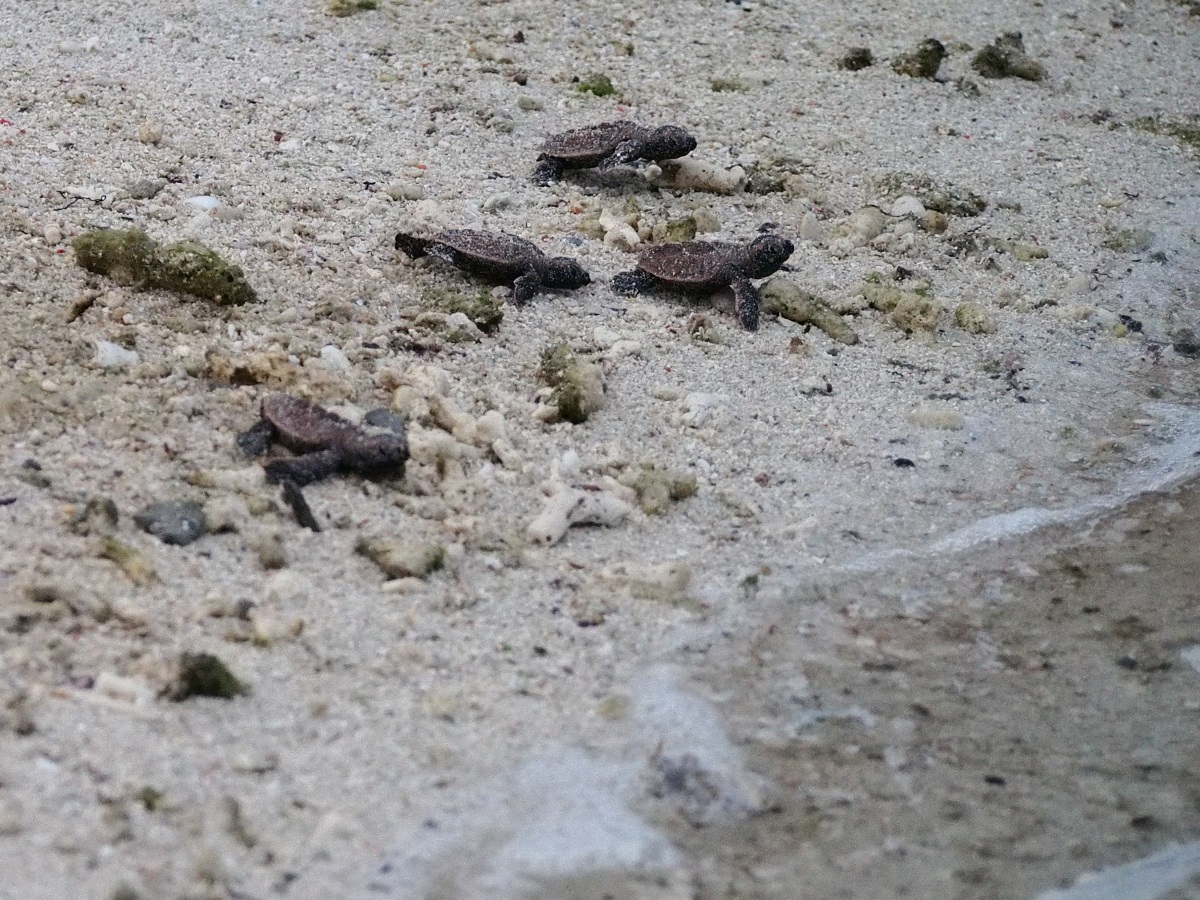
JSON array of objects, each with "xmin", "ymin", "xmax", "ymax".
[
  {"xmin": 171, "ymin": 652, "xmax": 245, "ymax": 701},
  {"xmin": 1170, "ymin": 327, "xmax": 1200, "ymax": 358},
  {"xmin": 839, "ymin": 47, "xmax": 874, "ymax": 71},
  {"xmin": 893, "ymin": 457, "xmax": 916, "ymax": 468},
  {"xmin": 133, "ymin": 500, "xmax": 208, "ymax": 546}
]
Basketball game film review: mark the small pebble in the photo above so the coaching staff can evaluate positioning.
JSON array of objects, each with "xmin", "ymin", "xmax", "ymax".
[
  {"xmin": 890, "ymin": 196, "xmax": 926, "ymax": 218},
  {"xmin": 137, "ymin": 121, "xmax": 164, "ymax": 144},
  {"xmin": 318, "ymin": 345, "xmax": 351, "ymax": 370},
  {"xmin": 94, "ymin": 340, "xmax": 139, "ymax": 370},
  {"xmin": 133, "ymin": 500, "xmax": 208, "ymax": 546},
  {"xmin": 171, "ymin": 652, "xmax": 245, "ymax": 701},
  {"xmin": 908, "ymin": 406, "xmax": 965, "ymax": 430},
  {"xmin": 356, "ymin": 537, "xmax": 446, "ymax": 579},
  {"xmin": 385, "ymin": 179, "xmax": 425, "ymax": 201}
]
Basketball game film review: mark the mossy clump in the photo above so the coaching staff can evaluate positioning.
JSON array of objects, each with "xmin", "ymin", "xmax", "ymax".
[
  {"xmin": 954, "ymin": 302, "xmax": 997, "ymax": 334},
  {"xmin": 873, "ymin": 172, "xmax": 986, "ymax": 217},
  {"xmin": 575, "ymin": 73, "xmax": 616, "ymax": 97},
  {"xmin": 356, "ymin": 537, "xmax": 445, "ymax": 579},
  {"xmin": 839, "ymin": 48, "xmax": 874, "ymax": 71},
  {"xmin": 426, "ymin": 288, "xmax": 504, "ymax": 334},
  {"xmin": 761, "ymin": 278, "xmax": 859, "ymax": 345},
  {"xmin": 74, "ymin": 228, "xmax": 257, "ymax": 306},
  {"xmin": 626, "ymin": 467, "xmax": 698, "ymax": 516},
  {"xmin": 891, "ymin": 296, "xmax": 941, "ymax": 333},
  {"xmin": 892, "ymin": 38, "xmax": 946, "ymax": 79},
  {"xmin": 171, "ymin": 652, "xmax": 245, "ymax": 701},
  {"xmin": 1133, "ymin": 116, "xmax": 1200, "ymax": 152},
  {"xmin": 972, "ymin": 33, "xmax": 1046, "ymax": 81},
  {"xmin": 861, "ymin": 275, "xmax": 941, "ymax": 333},
  {"xmin": 539, "ymin": 345, "xmax": 604, "ymax": 424},
  {"xmin": 326, "ymin": 0, "xmax": 377, "ymax": 15}
]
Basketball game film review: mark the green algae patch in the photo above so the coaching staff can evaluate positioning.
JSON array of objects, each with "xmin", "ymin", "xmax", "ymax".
[
  {"xmin": 861, "ymin": 274, "xmax": 941, "ymax": 333},
  {"xmin": 74, "ymin": 228, "xmax": 257, "ymax": 306},
  {"xmin": 575, "ymin": 73, "xmax": 616, "ymax": 97},
  {"xmin": 154, "ymin": 241, "xmax": 258, "ymax": 306},
  {"xmin": 711, "ymin": 77, "xmax": 750, "ymax": 92},
  {"xmin": 1132, "ymin": 116, "xmax": 1200, "ymax": 152},
  {"xmin": 623, "ymin": 466, "xmax": 698, "ymax": 516},
  {"xmin": 539, "ymin": 345, "xmax": 605, "ymax": 424},
  {"xmin": 761, "ymin": 278, "xmax": 859, "ymax": 345},
  {"xmin": 972, "ymin": 33, "xmax": 1046, "ymax": 81},
  {"xmin": 356, "ymin": 537, "xmax": 445, "ymax": 579},
  {"xmin": 892, "ymin": 39, "xmax": 945, "ymax": 78},
  {"xmin": 326, "ymin": 0, "xmax": 376, "ymax": 14},
  {"xmin": 425, "ymin": 287, "xmax": 504, "ymax": 334},
  {"xmin": 73, "ymin": 228, "xmax": 158, "ymax": 287},
  {"xmin": 651, "ymin": 215, "xmax": 698, "ymax": 244},
  {"xmin": 873, "ymin": 172, "xmax": 986, "ymax": 217}
]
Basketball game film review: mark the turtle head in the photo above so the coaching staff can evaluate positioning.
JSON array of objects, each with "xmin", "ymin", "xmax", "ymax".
[
  {"xmin": 646, "ymin": 125, "xmax": 697, "ymax": 162},
  {"xmin": 541, "ymin": 257, "xmax": 592, "ymax": 290},
  {"xmin": 741, "ymin": 234, "xmax": 795, "ymax": 278}
]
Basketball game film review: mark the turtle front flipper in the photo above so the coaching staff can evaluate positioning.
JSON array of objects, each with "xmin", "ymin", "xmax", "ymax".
[
  {"xmin": 425, "ymin": 241, "xmax": 461, "ymax": 267},
  {"xmin": 512, "ymin": 272, "xmax": 543, "ymax": 305},
  {"xmin": 611, "ymin": 269, "xmax": 656, "ymax": 297},
  {"xmin": 730, "ymin": 277, "xmax": 761, "ymax": 332},
  {"xmin": 532, "ymin": 157, "xmax": 565, "ymax": 185},
  {"xmin": 264, "ymin": 448, "xmax": 345, "ymax": 486},
  {"xmin": 236, "ymin": 419, "xmax": 275, "ymax": 458},
  {"xmin": 599, "ymin": 139, "xmax": 646, "ymax": 172}
]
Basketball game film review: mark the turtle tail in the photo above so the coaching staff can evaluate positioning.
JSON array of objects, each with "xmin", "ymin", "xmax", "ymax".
[{"xmin": 394, "ymin": 233, "xmax": 429, "ymax": 259}]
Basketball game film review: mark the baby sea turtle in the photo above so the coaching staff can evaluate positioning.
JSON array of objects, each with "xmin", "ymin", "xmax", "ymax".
[
  {"xmin": 533, "ymin": 121, "xmax": 697, "ymax": 184},
  {"xmin": 611, "ymin": 234, "xmax": 795, "ymax": 331},
  {"xmin": 237, "ymin": 394, "xmax": 408, "ymax": 486},
  {"xmin": 394, "ymin": 229, "xmax": 590, "ymax": 305}
]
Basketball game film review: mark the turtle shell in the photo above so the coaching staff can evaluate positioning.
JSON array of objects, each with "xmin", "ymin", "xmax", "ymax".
[
  {"xmin": 437, "ymin": 229, "xmax": 543, "ymax": 266},
  {"xmin": 540, "ymin": 121, "xmax": 638, "ymax": 163},
  {"xmin": 261, "ymin": 394, "xmax": 359, "ymax": 455},
  {"xmin": 636, "ymin": 241, "xmax": 736, "ymax": 287}
]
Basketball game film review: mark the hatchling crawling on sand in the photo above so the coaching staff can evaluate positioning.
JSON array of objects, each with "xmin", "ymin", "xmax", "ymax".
[
  {"xmin": 533, "ymin": 121, "xmax": 697, "ymax": 184},
  {"xmin": 394, "ymin": 229, "xmax": 590, "ymax": 304},
  {"xmin": 238, "ymin": 394, "xmax": 409, "ymax": 486},
  {"xmin": 611, "ymin": 234, "xmax": 795, "ymax": 331}
]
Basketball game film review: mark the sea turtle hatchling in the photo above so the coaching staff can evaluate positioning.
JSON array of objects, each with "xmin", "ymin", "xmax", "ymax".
[
  {"xmin": 237, "ymin": 393, "xmax": 409, "ymax": 486},
  {"xmin": 533, "ymin": 121, "xmax": 697, "ymax": 184},
  {"xmin": 394, "ymin": 229, "xmax": 590, "ymax": 304},
  {"xmin": 611, "ymin": 234, "xmax": 795, "ymax": 331}
]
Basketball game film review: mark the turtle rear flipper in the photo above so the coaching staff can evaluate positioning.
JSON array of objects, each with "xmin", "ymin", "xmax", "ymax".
[
  {"xmin": 395, "ymin": 233, "xmax": 429, "ymax": 259},
  {"xmin": 236, "ymin": 419, "xmax": 275, "ymax": 458},
  {"xmin": 731, "ymin": 277, "xmax": 761, "ymax": 332},
  {"xmin": 512, "ymin": 272, "xmax": 543, "ymax": 305},
  {"xmin": 599, "ymin": 139, "xmax": 645, "ymax": 172}
]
